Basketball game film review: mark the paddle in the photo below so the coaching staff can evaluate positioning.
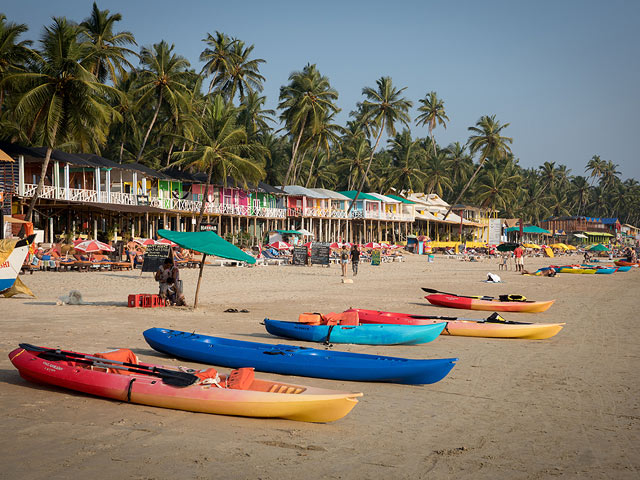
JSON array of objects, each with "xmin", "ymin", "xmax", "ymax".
[
  {"xmin": 421, "ymin": 287, "xmax": 494, "ymax": 301},
  {"xmin": 421, "ymin": 288, "xmax": 528, "ymax": 302},
  {"xmin": 19, "ymin": 344, "xmax": 198, "ymax": 387}
]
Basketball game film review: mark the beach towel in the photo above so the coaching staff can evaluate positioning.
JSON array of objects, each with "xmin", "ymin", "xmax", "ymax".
[{"xmin": 486, "ymin": 273, "xmax": 502, "ymax": 283}]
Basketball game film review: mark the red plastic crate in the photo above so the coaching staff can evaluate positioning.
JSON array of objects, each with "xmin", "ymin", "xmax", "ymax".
[{"xmin": 127, "ymin": 294, "xmax": 143, "ymax": 308}]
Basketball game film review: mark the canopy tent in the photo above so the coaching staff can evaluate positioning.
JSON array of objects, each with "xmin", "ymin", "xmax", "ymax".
[
  {"xmin": 296, "ymin": 228, "xmax": 314, "ymax": 236},
  {"xmin": 505, "ymin": 225, "xmax": 551, "ymax": 234},
  {"xmin": 158, "ymin": 229, "xmax": 256, "ymax": 308}
]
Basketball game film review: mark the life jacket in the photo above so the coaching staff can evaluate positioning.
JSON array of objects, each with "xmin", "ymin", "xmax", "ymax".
[
  {"xmin": 298, "ymin": 311, "xmax": 360, "ymax": 326},
  {"xmin": 92, "ymin": 348, "xmax": 139, "ymax": 375},
  {"xmin": 226, "ymin": 367, "xmax": 255, "ymax": 390}
]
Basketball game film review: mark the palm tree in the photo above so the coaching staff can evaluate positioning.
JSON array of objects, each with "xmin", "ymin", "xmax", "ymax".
[
  {"xmin": 383, "ymin": 130, "xmax": 428, "ymax": 193},
  {"xmin": 134, "ymin": 41, "xmax": 191, "ymax": 163},
  {"xmin": 169, "ymin": 95, "xmax": 265, "ymax": 230},
  {"xmin": 475, "ymin": 168, "xmax": 519, "ymax": 213},
  {"xmin": 8, "ymin": 17, "xmax": 119, "ymax": 222},
  {"xmin": 424, "ymin": 150, "xmax": 453, "ymax": 197},
  {"xmin": 0, "ymin": 14, "xmax": 34, "ymax": 113},
  {"xmin": 303, "ymin": 110, "xmax": 342, "ymax": 187},
  {"xmin": 237, "ymin": 90, "xmax": 275, "ymax": 140},
  {"xmin": 415, "ymin": 91, "xmax": 448, "ymax": 156},
  {"xmin": 349, "ymin": 76, "xmax": 412, "ymax": 211},
  {"xmin": 335, "ymin": 134, "xmax": 371, "ymax": 191},
  {"xmin": 199, "ymin": 31, "xmax": 236, "ymax": 98},
  {"xmin": 79, "ymin": 2, "xmax": 137, "ymax": 84},
  {"xmin": 218, "ymin": 40, "xmax": 265, "ymax": 103},
  {"xmin": 585, "ymin": 155, "xmax": 605, "ymax": 186},
  {"xmin": 569, "ymin": 176, "xmax": 591, "ymax": 216},
  {"xmin": 278, "ymin": 64, "xmax": 339, "ymax": 185},
  {"xmin": 443, "ymin": 115, "xmax": 512, "ymax": 219},
  {"xmin": 599, "ymin": 160, "xmax": 621, "ymax": 193}
]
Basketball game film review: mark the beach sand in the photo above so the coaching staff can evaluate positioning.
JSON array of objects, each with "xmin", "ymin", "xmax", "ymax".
[{"xmin": 1, "ymin": 254, "xmax": 638, "ymax": 479}]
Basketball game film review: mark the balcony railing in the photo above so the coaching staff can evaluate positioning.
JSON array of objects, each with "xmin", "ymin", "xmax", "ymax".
[{"xmin": 23, "ymin": 184, "xmax": 286, "ymax": 218}]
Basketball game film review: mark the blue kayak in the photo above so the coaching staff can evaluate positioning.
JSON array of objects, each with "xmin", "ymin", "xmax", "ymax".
[
  {"xmin": 263, "ymin": 318, "xmax": 445, "ymax": 345},
  {"xmin": 143, "ymin": 328, "xmax": 457, "ymax": 385}
]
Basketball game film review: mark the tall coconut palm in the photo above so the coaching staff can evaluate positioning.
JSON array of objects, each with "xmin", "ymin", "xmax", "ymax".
[
  {"xmin": 475, "ymin": 168, "xmax": 519, "ymax": 213},
  {"xmin": 218, "ymin": 40, "xmax": 265, "ymax": 103},
  {"xmin": 443, "ymin": 115, "xmax": 512, "ymax": 219},
  {"xmin": 585, "ymin": 154, "xmax": 605, "ymax": 186},
  {"xmin": 349, "ymin": 76, "xmax": 412, "ymax": 212},
  {"xmin": 599, "ymin": 160, "xmax": 621, "ymax": 193},
  {"xmin": 199, "ymin": 31, "xmax": 236, "ymax": 98},
  {"xmin": 170, "ymin": 95, "xmax": 265, "ymax": 230},
  {"xmin": 335, "ymin": 134, "xmax": 371, "ymax": 191},
  {"xmin": 79, "ymin": 2, "xmax": 137, "ymax": 84},
  {"xmin": 415, "ymin": 91, "xmax": 448, "ymax": 156},
  {"xmin": 134, "ymin": 41, "xmax": 191, "ymax": 163},
  {"xmin": 8, "ymin": 17, "xmax": 119, "ymax": 222},
  {"xmin": 278, "ymin": 63, "xmax": 338, "ymax": 185},
  {"xmin": 237, "ymin": 90, "xmax": 275, "ymax": 140},
  {"xmin": 303, "ymin": 110, "xmax": 343, "ymax": 187},
  {"xmin": 0, "ymin": 14, "xmax": 34, "ymax": 113}
]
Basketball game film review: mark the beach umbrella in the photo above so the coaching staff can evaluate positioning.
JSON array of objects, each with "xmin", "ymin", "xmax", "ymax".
[
  {"xmin": 74, "ymin": 239, "xmax": 115, "ymax": 253},
  {"xmin": 303, "ymin": 242, "xmax": 313, "ymax": 247},
  {"xmin": 379, "ymin": 242, "xmax": 391, "ymax": 249},
  {"xmin": 497, "ymin": 243, "xmax": 518, "ymax": 252},
  {"xmin": 157, "ymin": 238, "xmax": 178, "ymax": 247},
  {"xmin": 588, "ymin": 244, "xmax": 609, "ymax": 252},
  {"xmin": 364, "ymin": 242, "xmax": 381, "ymax": 249},
  {"xmin": 134, "ymin": 238, "xmax": 156, "ymax": 246},
  {"xmin": 269, "ymin": 241, "xmax": 293, "ymax": 250},
  {"xmin": 330, "ymin": 242, "xmax": 350, "ymax": 249}
]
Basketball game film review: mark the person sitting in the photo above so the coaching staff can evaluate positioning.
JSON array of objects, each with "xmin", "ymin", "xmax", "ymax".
[
  {"xmin": 165, "ymin": 277, "xmax": 186, "ymax": 306},
  {"xmin": 155, "ymin": 257, "xmax": 179, "ymax": 301},
  {"xmin": 583, "ymin": 251, "xmax": 592, "ymax": 263}
]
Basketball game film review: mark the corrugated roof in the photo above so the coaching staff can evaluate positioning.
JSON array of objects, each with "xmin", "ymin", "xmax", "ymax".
[
  {"xmin": 367, "ymin": 192, "xmax": 401, "ymax": 203},
  {"xmin": 280, "ymin": 185, "xmax": 328, "ymax": 198},
  {"xmin": 309, "ymin": 188, "xmax": 351, "ymax": 200},
  {"xmin": 338, "ymin": 190, "xmax": 380, "ymax": 201}
]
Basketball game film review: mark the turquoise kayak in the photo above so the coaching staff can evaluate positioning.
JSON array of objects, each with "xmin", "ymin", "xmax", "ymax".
[{"xmin": 263, "ymin": 319, "xmax": 446, "ymax": 345}]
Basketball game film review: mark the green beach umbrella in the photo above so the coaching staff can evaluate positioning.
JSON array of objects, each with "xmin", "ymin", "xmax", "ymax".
[
  {"xmin": 497, "ymin": 243, "xmax": 519, "ymax": 252},
  {"xmin": 158, "ymin": 229, "xmax": 256, "ymax": 308},
  {"xmin": 588, "ymin": 243, "xmax": 609, "ymax": 252}
]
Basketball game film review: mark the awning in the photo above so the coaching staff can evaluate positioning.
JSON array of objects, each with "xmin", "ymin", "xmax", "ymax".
[
  {"xmin": 573, "ymin": 233, "xmax": 587, "ymax": 238},
  {"xmin": 3, "ymin": 216, "xmax": 29, "ymax": 224},
  {"xmin": 158, "ymin": 229, "xmax": 255, "ymax": 264},
  {"xmin": 276, "ymin": 229, "xmax": 302, "ymax": 235},
  {"xmin": 0, "ymin": 148, "xmax": 13, "ymax": 162},
  {"xmin": 505, "ymin": 225, "xmax": 551, "ymax": 234},
  {"xmin": 584, "ymin": 231, "xmax": 613, "ymax": 237},
  {"xmin": 385, "ymin": 194, "xmax": 416, "ymax": 204}
]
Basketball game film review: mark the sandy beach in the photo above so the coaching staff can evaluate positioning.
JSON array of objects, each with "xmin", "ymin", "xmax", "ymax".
[{"xmin": 1, "ymin": 254, "xmax": 639, "ymax": 480}]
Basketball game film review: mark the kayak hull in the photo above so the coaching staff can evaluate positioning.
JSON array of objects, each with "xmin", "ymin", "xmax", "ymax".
[
  {"xmin": 425, "ymin": 294, "xmax": 555, "ymax": 313},
  {"xmin": 9, "ymin": 346, "xmax": 361, "ymax": 423},
  {"xmin": 143, "ymin": 328, "xmax": 457, "ymax": 385},
  {"xmin": 348, "ymin": 309, "xmax": 565, "ymax": 340},
  {"xmin": 614, "ymin": 260, "xmax": 639, "ymax": 267},
  {"xmin": 263, "ymin": 318, "xmax": 445, "ymax": 345},
  {"xmin": 556, "ymin": 267, "xmax": 597, "ymax": 274}
]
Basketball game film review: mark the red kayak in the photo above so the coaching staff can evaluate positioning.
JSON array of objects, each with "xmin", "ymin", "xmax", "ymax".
[{"xmin": 425, "ymin": 294, "xmax": 555, "ymax": 313}]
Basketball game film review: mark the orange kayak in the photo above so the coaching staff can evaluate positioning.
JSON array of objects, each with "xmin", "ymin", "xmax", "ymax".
[
  {"xmin": 425, "ymin": 294, "xmax": 555, "ymax": 313},
  {"xmin": 348, "ymin": 308, "xmax": 564, "ymax": 340}
]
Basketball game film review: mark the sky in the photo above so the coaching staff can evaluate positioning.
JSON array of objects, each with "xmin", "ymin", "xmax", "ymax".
[{"xmin": 4, "ymin": 0, "xmax": 639, "ymax": 180}]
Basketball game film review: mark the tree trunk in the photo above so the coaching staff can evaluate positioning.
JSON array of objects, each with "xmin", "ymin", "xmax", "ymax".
[
  {"xmin": 283, "ymin": 114, "xmax": 307, "ymax": 185},
  {"xmin": 348, "ymin": 118, "xmax": 385, "ymax": 213},
  {"xmin": 166, "ymin": 137, "xmax": 176, "ymax": 166},
  {"xmin": 25, "ymin": 146, "xmax": 54, "ymax": 223},
  {"xmin": 195, "ymin": 163, "xmax": 214, "ymax": 231},
  {"xmin": 119, "ymin": 141, "xmax": 124, "ymax": 163},
  {"xmin": 442, "ymin": 153, "xmax": 487, "ymax": 221},
  {"xmin": 136, "ymin": 90, "xmax": 163, "ymax": 163},
  {"xmin": 305, "ymin": 139, "xmax": 322, "ymax": 188}
]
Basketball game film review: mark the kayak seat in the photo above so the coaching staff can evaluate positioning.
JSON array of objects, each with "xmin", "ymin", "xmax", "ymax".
[
  {"xmin": 227, "ymin": 367, "xmax": 254, "ymax": 390},
  {"xmin": 92, "ymin": 348, "xmax": 139, "ymax": 375}
]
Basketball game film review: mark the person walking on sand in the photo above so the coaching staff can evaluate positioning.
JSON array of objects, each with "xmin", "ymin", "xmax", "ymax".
[
  {"xmin": 514, "ymin": 244, "xmax": 525, "ymax": 272},
  {"xmin": 350, "ymin": 244, "xmax": 360, "ymax": 276},
  {"xmin": 340, "ymin": 245, "xmax": 349, "ymax": 276}
]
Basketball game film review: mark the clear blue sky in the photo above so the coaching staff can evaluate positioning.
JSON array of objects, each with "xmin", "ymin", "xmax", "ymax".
[{"xmin": 4, "ymin": 0, "xmax": 639, "ymax": 180}]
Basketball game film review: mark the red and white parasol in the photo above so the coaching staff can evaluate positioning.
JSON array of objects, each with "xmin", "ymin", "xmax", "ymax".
[
  {"xmin": 364, "ymin": 242, "xmax": 381, "ymax": 249},
  {"xmin": 157, "ymin": 238, "xmax": 178, "ymax": 247},
  {"xmin": 74, "ymin": 239, "xmax": 115, "ymax": 253},
  {"xmin": 268, "ymin": 241, "xmax": 293, "ymax": 250},
  {"xmin": 134, "ymin": 238, "xmax": 156, "ymax": 246}
]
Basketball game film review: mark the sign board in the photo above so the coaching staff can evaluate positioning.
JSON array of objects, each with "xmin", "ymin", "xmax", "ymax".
[
  {"xmin": 292, "ymin": 246, "xmax": 308, "ymax": 266},
  {"xmin": 136, "ymin": 194, "xmax": 149, "ymax": 206},
  {"xmin": 200, "ymin": 223, "xmax": 217, "ymax": 232},
  {"xmin": 141, "ymin": 244, "xmax": 171, "ymax": 273},
  {"xmin": 488, "ymin": 218, "xmax": 503, "ymax": 245},
  {"xmin": 371, "ymin": 249, "xmax": 381, "ymax": 266},
  {"xmin": 310, "ymin": 242, "xmax": 330, "ymax": 265}
]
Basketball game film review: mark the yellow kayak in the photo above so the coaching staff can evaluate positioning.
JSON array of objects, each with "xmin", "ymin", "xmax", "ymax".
[{"xmin": 557, "ymin": 267, "xmax": 597, "ymax": 274}]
